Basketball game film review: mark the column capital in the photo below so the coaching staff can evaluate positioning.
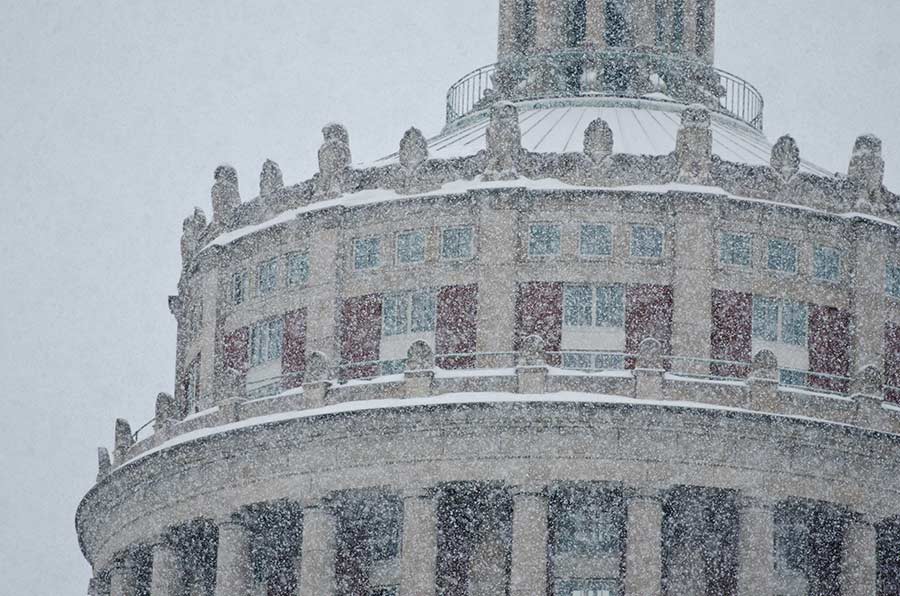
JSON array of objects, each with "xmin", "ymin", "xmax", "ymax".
[
  {"xmin": 736, "ymin": 494, "xmax": 778, "ymax": 512},
  {"xmin": 510, "ymin": 483, "xmax": 548, "ymax": 499},
  {"xmin": 623, "ymin": 485, "xmax": 668, "ymax": 502},
  {"xmin": 400, "ymin": 485, "xmax": 438, "ymax": 501}
]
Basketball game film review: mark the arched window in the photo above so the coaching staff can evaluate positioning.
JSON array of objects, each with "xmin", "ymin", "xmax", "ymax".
[
  {"xmin": 566, "ymin": 0, "xmax": 588, "ymax": 48},
  {"xmin": 518, "ymin": 0, "xmax": 537, "ymax": 52}
]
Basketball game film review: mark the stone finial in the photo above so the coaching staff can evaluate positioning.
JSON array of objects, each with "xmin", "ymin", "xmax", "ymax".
[
  {"xmin": 180, "ymin": 208, "xmax": 207, "ymax": 266},
  {"xmin": 316, "ymin": 123, "xmax": 352, "ymax": 198},
  {"xmin": 749, "ymin": 349, "xmax": 779, "ymax": 381},
  {"xmin": 583, "ymin": 118, "xmax": 614, "ymax": 165},
  {"xmin": 259, "ymin": 159, "xmax": 284, "ymax": 198},
  {"xmin": 636, "ymin": 338, "xmax": 664, "ymax": 370},
  {"xmin": 851, "ymin": 364, "xmax": 884, "ymax": 400},
  {"xmin": 406, "ymin": 340, "xmax": 434, "ymax": 372},
  {"xmin": 211, "ymin": 165, "xmax": 240, "ymax": 225},
  {"xmin": 305, "ymin": 351, "xmax": 331, "ymax": 383},
  {"xmin": 517, "ymin": 334, "xmax": 547, "ymax": 367},
  {"xmin": 770, "ymin": 135, "xmax": 800, "ymax": 182},
  {"xmin": 87, "ymin": 576, "xmax": 105, "ymax": 596},
  {"xmin": 675, "ymin": 104, "xmax": 713, "ymax": 185},
  {"xmin": 399, "ymin": 127, "xmax": 428, "ymax": 172},
  {"xmin": 167, "ymin": 295, "xmax": 182, "ymax": 318},
  {"xmin": 97, "ymin": 447, "xmax": 111, "ymax": 481},
  {"xmin": 113, "ymin": 418, "xmax": 134, "ymax": 462},
  {"xmin": 848, "ymin": 134, "xmax": 885, "ymax": 210},
  {"xmin": 154, "ymin": 392, "xmax": 175, "ymax": 430},
  {"xmin": 484, "ymin": 101, "xmax": 522, "ymax": 181}
]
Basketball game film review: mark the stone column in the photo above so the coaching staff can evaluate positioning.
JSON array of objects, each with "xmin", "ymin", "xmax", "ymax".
[
  {"xmin": 498, "ymin": 0, "xmax": 522, "ymax": 61},
  {"xmin": 624, "ymin": 488, "xmax": 664, "ymax": 596},
  {"xmin": 850, "ymin": 221, "xmax": 887, "ymax": 373},
  {"xmin": 584, "ymin": 0, "xmax": 607, "ymax": 47},
  {"xmin": 150, "ymin": 539, "xmax": 182, "ymax": 596},
  {"xmin": 631, "ymin": 0, "xmax": 657, "ymax": 47},
  {"xmin": 682, "ymin": 0, "xmax": 698, "ymax": 55},
  {"xmin": 841, "ymin": 517, "xmax": 877, "ymax": 596},
  {"xmin": 214, "ymin": 518, "xmax": 253, "ymax": 596},
  {"xmin": 670, "ymin": 199, "xmax": 714, "ymax": 375},
  {"xmin": 399, "ymin": 489, "xmax": 438, "ymax": 596},
  {"xmin": 107, "ymin": 561, "xmax": 131, "ymax": 596},
  {"xmin": 297, "ymin": 504, "xmax": 337, "ymax": 596},
  {"xmin": 736, "ymin": 497, "xmax": 775, "ymax": 596},
  {"xmin": 509, "ymin": 486, "xmax": 549, "ymax": 596},
  {"xmin": 534, "ymin": 0, "xmax": 566, "ymax": 51}
]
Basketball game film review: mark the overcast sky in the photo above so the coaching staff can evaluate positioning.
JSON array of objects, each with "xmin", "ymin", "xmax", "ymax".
[{"xmin": 2, "ymin": 1, "xmax": 899, "ymax": 593}]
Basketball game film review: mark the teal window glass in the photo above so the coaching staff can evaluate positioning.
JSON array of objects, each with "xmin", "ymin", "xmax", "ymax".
[
  {"xmin": 631, "ymin": 225, "xmax": 663, "ymax": 258},
  {"xmin": 354, "ymin": 238, "xmax": 381, "ymax": 270},
  {"xmin": 564, "ymin": 285, "xmax": 593, "ymax": 327},
  {"xmin": 580, "ymin": 224, "xmax": 612, "ymax": 257},
  {"xmin": 396, "ymin": 230, "xmax": 426, "ymax": 265},
  {"xmin": 720, "ymin": 232, "xmax": 752, "ymax": 267},
  {"xmin": 410, "ymin": 291, "xmax": 436, "ymax": 332},
  {"xmin": 441, "ymin": 226, "xmax": 474, "ymax": 260},
  {"xmin": 286, "ymin": 253, "xmax": 309, "ymax": 286},
  {"xmin": 781, "ymin": 301, "xmax": 808, "ymax": 346},
  {"xmin": 813, "ymin": 246, "xmax": 840, "ymax": 282},
  {"xmin": 887, "ymin": 265, "xmax": 900, "ymax": 298},
  {"xmin": 752, "ymin": 296, "xmax": 779, "ymax": 342},
  {"xmin": 382, "ymin": 294, "xmax": 409, "ymax": 336},
  {"xmin": 767, "ymin": 238, "xmax": 797, "ymax": 273},
  {"xmin": 528, "ymin": 223, "xmax": 561, "ymax": 257},
  {"xmin": 595, "ymin": 284, "xmax": 625, "ymax": 327}
]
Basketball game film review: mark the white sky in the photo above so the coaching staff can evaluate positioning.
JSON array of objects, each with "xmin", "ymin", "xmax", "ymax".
[{"xmin": 1, "ymin": 1, "xmax": 899, "ymax": 593}]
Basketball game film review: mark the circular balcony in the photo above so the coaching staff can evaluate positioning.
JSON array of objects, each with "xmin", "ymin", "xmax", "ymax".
[{"xmin": 445, "ymin": 49, "xmax": 765, "ymax": 132}]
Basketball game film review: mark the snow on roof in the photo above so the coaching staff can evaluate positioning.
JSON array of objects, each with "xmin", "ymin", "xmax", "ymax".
[
  {"xmin": 378, "ymin": 97, "xmax": 832, "ymax": 177},
  {"xmin": 123, "ymin": 390, "xmax": 888, "ymax": 469},
  {"xmin": 204, "ymin": 178, "xmax": 898, "ymax": 251}
]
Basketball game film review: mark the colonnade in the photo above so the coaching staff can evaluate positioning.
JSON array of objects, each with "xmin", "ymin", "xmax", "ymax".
[{"xmin": 93, "ymin": 483, "xmax": 883, "ymax": 596}]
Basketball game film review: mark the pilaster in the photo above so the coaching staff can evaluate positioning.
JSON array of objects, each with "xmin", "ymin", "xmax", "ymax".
[
  {"xmin": 624, "ymin": 487, "xmax": 664, "ymax": 596},
  {"xmin": 841, "ymin": 516, "xmax": 877, "ymax": 596},
  {"xmin": 150, "ymin": 538, "xmax": 182, "ymax": 596},
  {"xmin": 736, "ymin": 497, "xmax": 775, "ymax": 596},
  {"xmin": 297, "ymin": 503, "xmax": 338, "ymax": 596},
  {"xmin": 509, "ymin": 486, "xmax": 549, "ymax": 596},
  {"xmin": 214, "ymin": 517, "xmax": 253, "ymax": 596},
  {"xmin": 399, "ymin": 489, "xmax": 438, "ymax": 596}
]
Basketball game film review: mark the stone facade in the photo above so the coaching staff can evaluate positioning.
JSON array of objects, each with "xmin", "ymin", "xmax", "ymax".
[{"xmin": 78, "ymin": 1, "xmax": 900, "ymax": 595}]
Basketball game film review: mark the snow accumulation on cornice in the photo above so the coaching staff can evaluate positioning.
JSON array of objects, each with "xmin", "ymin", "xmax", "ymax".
[
  {"xmin": 202, "ymin": 178, "xmax": 898, "ymax": 253},
  {"xmin": 122, "ymin": 390, "xmax": 886, "ymax": 470}
]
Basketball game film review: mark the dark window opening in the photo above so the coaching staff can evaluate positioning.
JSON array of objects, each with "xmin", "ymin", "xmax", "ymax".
[
  {"xmin": 604, "ymin": 0, "xmax": 630, "ymax": 47},
  {"xmin": 672, "ymin": 0, "xmax": 685, "ymax": 51}
]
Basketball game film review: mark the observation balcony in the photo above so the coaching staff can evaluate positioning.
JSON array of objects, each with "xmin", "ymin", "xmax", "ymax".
[
  {"xmin": 445, "ymin": 48, "xmax": 764, "ymax": 131},
  {"xmin": 121, "ymin": 340, "xmax": 898, "ymax": 467}
]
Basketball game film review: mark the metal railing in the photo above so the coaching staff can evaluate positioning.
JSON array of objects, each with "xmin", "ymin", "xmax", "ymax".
[{"xmin": 445, "ymin": 48, "xmax": 764, "ymax": 131}]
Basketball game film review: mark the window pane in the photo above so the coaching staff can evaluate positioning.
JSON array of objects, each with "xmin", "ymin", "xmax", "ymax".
[
  {"xmin": 397, "ymin": 231, "xmax": 426, "ymax": 264},
  {"xmin": 287, "ymin": 253, "xmax": 310, "ymax": 286},
  {"xmin": 782, "ymin": 301, "xmax": 807, "ymax": 346},
  {"xmin": 887, "ymin": 265, "xmax": 900, "ymax": 298},
  {"xmin": 258, "ymin": 260, "xmax": 277, "ymax": 294},
  {"xmin": 383, "ymin": 295, "xmax": 409, "ymax": 336},
  {"xmin": 528, "ymin": 223, "xmax": 561, "ymax": 257},
  {"xmin": 268, "ymin": 319, "xmax": 284, "ymax": 360},
  {"xmin": 595, "ymin": 353, "xmax": 625, "ymax": 370},
  {"xmin": 780, "ymin": 369, "xmax": 808, "ymax": 387},
  {"xmin": 556, "ymin": 508, "xmax": 620, "ymax": 555},
  {"xmin": 231, "ymin": 272, "xmax": 245, "ymax": 304},
  {"xmin": 581, "ymin": 224, "xmax": 612, "ymax": 257},
  {"xmin": 596, "ymin": 284, "xmax": 625, "ymax": 327},
  {"xmin": 767, "ymin": 239, "xmax": 797, "ymax": 273},
  {"xmin": 410, "ymin": 291, "xmax": 436, "ymax": 332},
  {"xmin": 564, "ymin": 285, "xmax": 593, "ymax": 327},
  {"xmin": 752, "ymin": 296, "xmax": 779, "ymax": 342},
  {"xmin": 441, "ymin": 227, "xmax": 474, "ymax": 260},
  {"xmin": 720, "ymin": 232, "xmax": 751, "ymax": 267},
  {"xmin": 631, "ymin": 225, "xmax": 663, "ymax": 258},
  {"xmin": 354, "ymin": 238, "xmax": 381, "ymax": 270},
  {"xmin": 563, "ymin": 352, "xmax": 594, "ymax": 369},
  {"xmin": 813, "ymin": 246, "xmax": 840, "ymax": 282}
]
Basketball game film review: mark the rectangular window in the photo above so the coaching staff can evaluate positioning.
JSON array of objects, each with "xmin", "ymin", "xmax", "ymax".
[
  {"xmin": 231, "ymin": 271, "xmax": 247, "ymax": 305},
  {"xmin": 528, "ymin": 223, "xmax": 561, "ymax": 257},
  {"xmin": 580, "ymin": 224, "xmax": 612, "ymax": 258},
  {"xmin": 813, "ymin": 246, "xmax": 841, "ymax": 282},
  {"xmin": 720, "ymin": 232, "xmax": 752, "ymax": 267},
  {"xmin": 595, "ymin": 284, "xmax": 625, "ymax": 327},
  {"xmin": 563, "ymin": 352, "xmax": 594, "ymax": 370},
  {"xmin": 250, "ymin": 318, "xmax": 284, "ymax": 367},
  {"xmin": 564, "ymin": 285, "xmax": 593, "ymax": 327},
  {"xmin": 382, "ymin": 294, "xmax": 409, "ymax": 336},
  {"xmin": 781, "ymin": 301, "xmax": 808, "ymax": 346},
  {"xmin": 410, "ymin": 290, "xmax": 436, "ymax": 332},
  {"xmin": 556, "ymin": 508, "xmax": 620, "ymax": 555},
  {"xmin": 286, "ymin": 253, "xmax": 310, "ymax": 286},
  {"xmin": 630, "ymin": 225, "xmax": 663, "ymax": 258},
  {"xmin": 887, "ymin": 264, "xmax": 900, "ymax": 298},
  {"xmin": 396, "ymin": 230, "xmax": 426, "ymax": 265},
  {"xmin": 752, "ymin": 296, "xmax": 779, "ymax": 342},
  {"xmin": 441, "ymin": 226, "xmax": 474, "ymax": 260},
  {"xmin": 767, "ymin": 238, "xmax": 797, "ymax": 273},
  {"xmin": 354, "ymin": 238, "xmax": 381, "ymax": 270},
  {"xmin": 257, "ymin": 259, "xmax": 278, "ymax": 295}
]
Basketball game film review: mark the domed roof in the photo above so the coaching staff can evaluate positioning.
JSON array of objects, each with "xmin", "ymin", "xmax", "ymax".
[{"xmin": 383, "ymin": 96, "xmax": 832, "ymax": 177}]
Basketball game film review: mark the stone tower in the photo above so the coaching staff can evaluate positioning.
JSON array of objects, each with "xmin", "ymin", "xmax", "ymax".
[{"xmin": 79, "ymin": 2, "xmax": 900, "ymax": 596}]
